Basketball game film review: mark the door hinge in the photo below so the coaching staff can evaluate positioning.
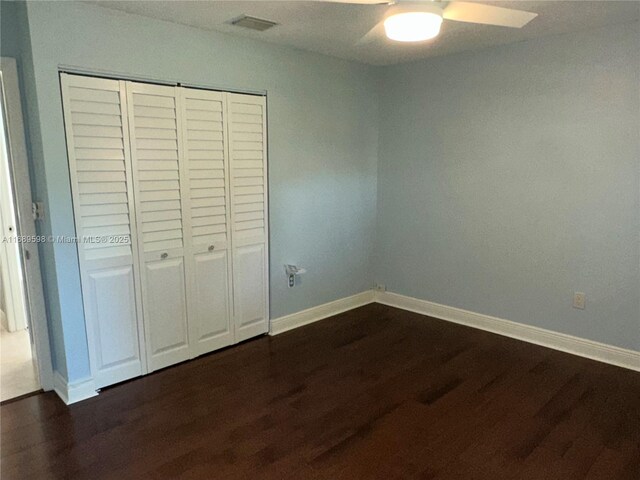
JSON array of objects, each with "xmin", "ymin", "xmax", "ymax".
[{"xmin": 32, "ymin": 202, "xmax": 45, "ymax": 221}]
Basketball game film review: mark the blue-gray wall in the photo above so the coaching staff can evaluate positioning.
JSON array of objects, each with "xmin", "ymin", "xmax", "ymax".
[
  {"xmin": 21, "ymin": 1, "xmax": 378, "ymax": 383},
  {"xmin": 376, "ymin": 22, "xmax": 640, "ymax": 351},
  {"xmin": 7, "ymin": 1, "xmax": 639, "ymax": 384},
  {"xmin": 1, "ymin": 2, "xmax": 19, "ymax": 58}
]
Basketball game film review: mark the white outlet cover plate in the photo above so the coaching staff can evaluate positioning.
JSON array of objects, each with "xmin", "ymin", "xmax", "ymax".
[{"xmin": 573, "ymin": 292, "xmax": 586, "ymax": 310}]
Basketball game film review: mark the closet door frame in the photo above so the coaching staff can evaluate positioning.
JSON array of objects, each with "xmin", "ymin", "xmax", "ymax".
[{"xmin": 62, "ymin": 70, "xmax": 271, "ymax": 392}]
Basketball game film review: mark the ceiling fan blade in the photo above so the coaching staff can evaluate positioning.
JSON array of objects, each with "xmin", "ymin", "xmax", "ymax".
[
  {"xmin": 214, "ymin": 0, "xmax": 389, "ymax": 2},
  {"xmin": 443, "ymin": 2, "xmax": 537, "ymax": 28},
  {"xmin": 356, "ymin": 20, "xmax": 386, "ymax": 46},
  {"xmin": 302, "ymin": 0, "xmax": 389, "ymax": 3}
]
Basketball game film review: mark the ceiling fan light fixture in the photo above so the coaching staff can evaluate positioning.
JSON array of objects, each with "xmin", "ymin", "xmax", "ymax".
[{"xmin": 384, "ymin": 11, "xmax": 443, "ymax": 42}]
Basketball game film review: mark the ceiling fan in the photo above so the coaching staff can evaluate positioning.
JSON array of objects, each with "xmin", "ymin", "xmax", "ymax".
[{"xmin": 311, "ymin": 0, "xmax": 538, "ymax": 43}]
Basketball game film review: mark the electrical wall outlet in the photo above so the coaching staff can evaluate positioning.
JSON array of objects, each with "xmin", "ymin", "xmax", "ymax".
[
  {"xmin": 573, "ymin": 292, "xmax": 586, "ymax": 310},
  {"xmin": 375, "ymin": 284, "xmax": 386, "ymax": 292},
  {"xmin": 285, "ymin": 264, "xmax": 306, "ymax": 288}
]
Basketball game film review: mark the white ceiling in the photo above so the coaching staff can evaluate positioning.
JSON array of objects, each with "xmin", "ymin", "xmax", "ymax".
[{"xmin": 90, "ymin": 1, "xmax": 640, "ymax": 66}]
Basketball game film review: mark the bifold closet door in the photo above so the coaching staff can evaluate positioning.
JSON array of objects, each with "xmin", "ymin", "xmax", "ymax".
[
  {"xmin": 61, "ymin": 74, "xmax": 145, "ymax": 388},
  {"xmin": 181, "ymin": 88, "xmax": 234, "ymax": 357},
  {"xmin": 228, "ymin": 93, "xmax": 269, "ymax": 341},
  {"xmin": 127, "ymin": 82, "xmax": 190, "ymax": 372}
]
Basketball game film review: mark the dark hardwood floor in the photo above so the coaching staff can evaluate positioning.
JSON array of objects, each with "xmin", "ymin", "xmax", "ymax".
[{"xmin": 2, "ymin": 303, "xmax": 639, "ymax": 479}]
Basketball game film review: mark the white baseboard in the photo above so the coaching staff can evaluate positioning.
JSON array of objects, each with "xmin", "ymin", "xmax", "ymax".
[
  {"xmin": 376, "ymin": 291, "xmax": 640, "ymax": 372},
  {"xmin": 270, "ymin": 290, "xmax": 376, "ymax": 335},
  {"xmin": 48, "ymin": 290, "xmax": 637, "ymax": 407},
  {"xmin": 53, "ymin": 371, "xmax": 98, "ymax": 405}
]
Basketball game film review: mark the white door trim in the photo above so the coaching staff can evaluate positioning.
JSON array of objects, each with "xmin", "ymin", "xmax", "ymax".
[{"xmin": 1, "ymin": 57, "xmax": 54, "ymax": 391}]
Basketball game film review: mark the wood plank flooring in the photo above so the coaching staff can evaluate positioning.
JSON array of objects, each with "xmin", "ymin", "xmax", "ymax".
[{"xmin": 2, "ymin": 303, "xmax": 639, "ymax": 479}]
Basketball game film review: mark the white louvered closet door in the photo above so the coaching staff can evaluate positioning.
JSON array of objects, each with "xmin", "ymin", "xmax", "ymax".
[
  {"xmin": 181, "ymin": 88, "xmax": 234, "ymax": 357},
  {"xmin": 227, "ymin": 93, "xmax": 269, "ymax": 341},
  {"xmin": 61, "ymin": 74, "xmax": 145, "ymax": 388},
  {"xmin": 127, "ymin": 82, "xmax": 191, "ymax": 372}
]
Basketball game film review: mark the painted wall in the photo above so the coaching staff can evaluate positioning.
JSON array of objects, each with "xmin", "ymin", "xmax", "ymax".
[
  {"xmin": 10, "ymin": 1, "xmax": 639, "ymax": 385},
  {"xmin": 1, "ymin": 1, "xmax": 19, "ymax": 59},
  {"xmin": 376, "ymin": 22, "xmax": 640, "ymax": 351},
  {"xmin": 22, "ymin": 1, "xmax": 378, "ymax": 383},
  {"xmin": 2, "ymin": 0, "xmax": 69, "ymax": 377}
]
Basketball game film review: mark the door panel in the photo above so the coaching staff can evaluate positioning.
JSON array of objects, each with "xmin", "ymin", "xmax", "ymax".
[
  {"xmin": 191, "ymin": 250, "xmax": 233, "ymax": 355},
  {"xmin": 61, "ymin": 73, "xmax": 144, "ymax": 389},
  {"xmin": 127, "ymin": 82, "xmax": 191, "ymax": 371},
  {"xmin": 88, "ymin": 266, "xmax": 140, "ymax": 377},
  {"xmin": 233, "ymin": 243, "xmax": 268, "ymax": 341},
  {"xmin": 144, "ymin": 257, "xmax": 190, "ymax": 370},
  {"xmin": 228, "ymin": 93, "xmax": 269, "ymax": 340},
  {"xmin": 181, "ymin": 88, "xmax": 234, "ymax": 356}
]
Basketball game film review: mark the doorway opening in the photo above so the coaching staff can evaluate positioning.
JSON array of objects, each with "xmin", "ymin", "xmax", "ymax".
[
  {"xmin": 0, "ymin": 58, "xmax": 50, "ymax": 402},
  {"xmin": 0, "ymin": 71, "xmax": 39, "ymax": 402}
]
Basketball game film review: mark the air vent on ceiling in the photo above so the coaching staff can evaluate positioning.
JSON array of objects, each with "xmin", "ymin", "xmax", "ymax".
[{"xmin": 230, "ymin": 15, "xmax": 278, "ymax": 32}]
